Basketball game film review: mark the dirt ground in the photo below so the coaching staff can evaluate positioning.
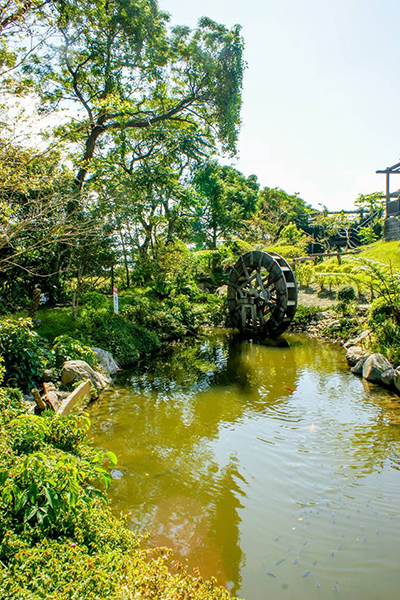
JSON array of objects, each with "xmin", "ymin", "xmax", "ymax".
[{"xmin": 297, "ymin": 284, "xmax": 337, "ymax": 309}]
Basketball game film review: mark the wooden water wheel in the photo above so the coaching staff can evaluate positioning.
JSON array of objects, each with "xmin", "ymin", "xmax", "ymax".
[{"xmin": 227, "ymin": 251, "xmax": 298, "ymax": 337}]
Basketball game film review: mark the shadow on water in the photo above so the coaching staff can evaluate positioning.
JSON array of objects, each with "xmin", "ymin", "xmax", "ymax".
[{"xmin": 89, "ymin": 331, "xmax": 400, "ymax": 600}]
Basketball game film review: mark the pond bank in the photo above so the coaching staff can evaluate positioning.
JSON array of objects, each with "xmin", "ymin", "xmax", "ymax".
[{"xmin": 291, "ymin": 288, "xmax": 400, "ymax": 396}]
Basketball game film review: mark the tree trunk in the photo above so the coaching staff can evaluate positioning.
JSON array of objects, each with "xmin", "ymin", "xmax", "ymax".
[{"xmin": 118, "ymin": 222, "xmax": 130, "ymax": 288}]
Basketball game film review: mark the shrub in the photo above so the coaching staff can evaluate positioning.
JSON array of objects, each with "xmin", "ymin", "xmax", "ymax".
[
  {"xmin": 8, "ymin": 415, "xmax": 48, "ymax": 454},
  {"xmin": 296, "ymin": 263, "xmax": 313, "ymax": 287},
  {"xmin": 0, "ymin": 318, "xmax": 51, "ymax": 391},
  {"xmin": 52, "ymin": 334, "xmax": 97, "ymax": 368},
  {"xmin": 337, "ymin": 285, "xmax": 356, "ymax": 302},
  {"xmin": 81, "ymin": 291, "xmax": 109, "ymax": 310},
  {"xmin": 36, "ymin": 307, "xmax": 78, "ymax": 342},
  {"xmin": 78, "ymin": 310, "xmax": 161, "ymax": 366},
  {"xmin": 278, "ymin": 223, "xmax": 304, "ymax": 244},
  {"xmin": 291, "ymin": 305, "xmax": 321, "ymax": 329},
  {"xmin": 369, "ymin": 297, "xmax": 393, "ymax": 325},
  {"xmin": 335, "ymin": 299, "xmax": 357, "ymax": 317}
]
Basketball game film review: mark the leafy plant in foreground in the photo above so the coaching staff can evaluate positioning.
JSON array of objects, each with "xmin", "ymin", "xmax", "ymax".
[{"xmin": 0, "ymin": 318, "xmax": 51, "ymax": 390}]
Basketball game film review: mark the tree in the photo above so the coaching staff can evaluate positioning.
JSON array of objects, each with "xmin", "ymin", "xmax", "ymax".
[
  {"xmin": 193, "ymin": 162, "xmax": 259, "ymax": 249},
  {"xmin": 33, "ymin": 0, "xmax": 244, "ymax": 191},
  {"xmin": 0, "ymin": 142, "xmax": 114, "ymax": 307}
]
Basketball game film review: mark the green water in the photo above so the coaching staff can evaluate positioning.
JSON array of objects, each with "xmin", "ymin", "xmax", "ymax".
[{"xmin": 89, "ymin": 332, "xmax": 400, "ymax": 600}]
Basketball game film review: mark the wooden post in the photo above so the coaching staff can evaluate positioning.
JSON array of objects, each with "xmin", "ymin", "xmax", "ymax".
[{"xmin": 386, "ymin": 170, "xmax": 390, "ymax": 218}]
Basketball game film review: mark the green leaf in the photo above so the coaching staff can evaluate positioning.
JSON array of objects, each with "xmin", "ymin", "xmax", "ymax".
[{"xmin": 105, "ymin": 451, "xmax": 118, "ymax": 466}]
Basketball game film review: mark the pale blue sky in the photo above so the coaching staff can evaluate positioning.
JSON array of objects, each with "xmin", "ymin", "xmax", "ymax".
[{"xmin": 161, "ymin": 0, "xmax": 400, "ymax": 210}]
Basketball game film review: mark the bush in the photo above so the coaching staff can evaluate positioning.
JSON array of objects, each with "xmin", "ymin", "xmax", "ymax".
[
  {"xmin": 369, "ymin": 296, "xmax": 394, "ymax": 325},
  {"xmin": 291, "ymin": 305, "xmax": 321, "ymax": 329},
  {"xmin": 81, "ymin": 291, "xmax": 109, "ymax": 310},
  {"xmin": 335, "ymin": 299, "xmax": 356, "ymax": 317},
  {"xmin": 279, "ymin": 223, "xmax": 304, "ymax": 244},
  {"xmin": 52, "ymin": 334, "xmax": 97, "ymax": 369},
  {"xmin": 36, "ymin": 307, "xmax": 78, "ymax": 342},
  {"xmin": 78, "ymin": 310, "xmax": 161, "ymax": 366},
  {"xmin": 337, "ymin": 285, "xmax": 356, "ymax": 302},
  {"xmin": 296, "ymin": 263, "xmax": 313, "ymax": 287},
  {"xmin": 0, "ymin": 318, "xmax": 51, "ymax": 391}
]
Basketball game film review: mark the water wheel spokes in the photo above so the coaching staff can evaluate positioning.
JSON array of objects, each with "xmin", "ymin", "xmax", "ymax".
[{"xmin": 227, "ymin": 250, "xmax": 298, "ymax": 337}]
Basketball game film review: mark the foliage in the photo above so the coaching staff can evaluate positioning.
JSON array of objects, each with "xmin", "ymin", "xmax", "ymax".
[
  {"xmin": 263, "ymin": 244, "xmax": 304, "ymax": 260},
  {"xmin": 0, "ymin": 318, "xmax": 50, "ymax": 390},
  {"xmin": 278, "ymin": 223, "xmax": 305, "ymax": 245},
  {"xmin": 295, "ymin": 262, "xmax": 313, "ymax": 287},
  {"xmin": 358, "ymin": 226, "xmax": 378, "ymax": 245},
  {"xmin": 1, "ymin": 449, "xmax": 113, "ymax": 527},
  {"xmin": 121, "ymin": 290, "xmax": 226, "ymax": 340},
  {"xmin": 52, "ymin": 335, "xmax": 97, "ymax": 369},
  {"xmin": 0, "ymin": 387, "xmax": 238, "ymax": 600},
  {"xmin": 33, "ymin": 1, "xmax": 245, "ymax": 189},
  {"xmin": 290, "ymin": 305, "xmax": 321, "ymax": 329},
  {"xmin": 77, "ymin": 310, "xmax": 161, "ymax": 366},
  {"xmin": 337, "ymin": 285, "xmax": 356, "ymax": 302},
  {"xmin": 193, "ymin": 163, "xmax": 259, "ymax": 249},
  {"xmin": 80, "ymin": 291, "xmax": 110, "ymax": 310},
  {"xmin": 248, "ymin": 187, "xmax": 313, "ymax": 244},
  {"xmin": 366, "ymin": 268, "xmax": 400, "ymax": 365},
  {"xmin": 335, "ymin": 299, "xmax": 357, "ymax": 318}
]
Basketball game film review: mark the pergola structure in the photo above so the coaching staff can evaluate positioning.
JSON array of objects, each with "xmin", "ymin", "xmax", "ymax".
[{"xmin": 376, "ymin": 161, "xmax": 400, "ymax": 217}]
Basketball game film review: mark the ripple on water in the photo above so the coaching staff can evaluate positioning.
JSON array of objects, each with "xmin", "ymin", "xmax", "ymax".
[{"xmin": 89, "ymin": 333, "xmax": 400, "ymax": 600}]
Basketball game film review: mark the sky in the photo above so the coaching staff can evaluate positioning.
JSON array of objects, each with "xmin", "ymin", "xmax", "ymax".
[{"xmin": 160, "ymin": 0, "xmax": 400, "ymax": 210}]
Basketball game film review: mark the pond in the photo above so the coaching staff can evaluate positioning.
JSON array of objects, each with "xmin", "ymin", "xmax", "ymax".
[{"xmin": 89, "ymin": 331, "xmax": 400, "ymax": 600}]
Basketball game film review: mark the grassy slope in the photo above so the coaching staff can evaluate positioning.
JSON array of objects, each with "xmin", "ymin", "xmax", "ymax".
[{"xmin": 361, "ymin": 240, "xmax": 400, "ymax": 270}]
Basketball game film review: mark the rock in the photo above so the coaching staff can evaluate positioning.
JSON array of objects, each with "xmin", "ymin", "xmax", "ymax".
[
  {"xmin": 343, "ymin": 329, "xmax": 371, "ymax": 350},
  {"xmin": 362, "ymin": 353, "xmax": 392, "ymax": 383},
  {"xmin": 61, "ymin": 360, "xmax": 111, "ymax": 392},
  {"xmin": 216, "ymin": 285, "xmax": 228, "ymax": 297},
  {"xmin": 330, "ymin": 320, "xmax": 341, "ymax": 328},
  {"xmin": 381, "ymin": 368, "xmax": 395, "ymax": 387},
  {"xmin": 394, "ymin": 367, "xmax": 400, "ymax": 394},
  {"xmin": 351, "ymin": 359, "xmax": 365, "ymax": 375},
  {"xmin": 356, "ymin": 304, "xmax": 370, "ymax": 316},
  {"xmin": 43, "ymin": 369, "xmax": 54, "ymax": 382},
  {"xmin": 92, "ymin": 347, "xmax": 120, "ymax": 375},
  {"xmin": 346, "ymin": 346, "xmax": 369, "ymax": 367}
]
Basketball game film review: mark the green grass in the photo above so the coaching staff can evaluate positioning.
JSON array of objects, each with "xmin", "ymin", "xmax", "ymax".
[
  {"xmin": 36, "ymin": 307, "xmax": 78, "ymax": 341},
  {"xmin": 360, "ymin": 240, "xmax": 400, "ymax": 270}
]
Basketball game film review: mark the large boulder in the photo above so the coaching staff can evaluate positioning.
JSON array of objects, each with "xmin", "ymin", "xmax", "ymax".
[
  {"xmin": 92, "ymin": 347, "xmax": 120, "ymax": 375},
  {"xmin": 346, "ymin": 346, "xmax": 369, "ymax": 367},
  {"xmin": 362, "ymin": 353, "xmax": 392, "ymax": 383},
  {"xmin": 351, "ymin": 359, "xmax": 365, "ymax": 375},
  {"xmin": 61, "ymin": 360, "xmax": 111, "ymax": 392}
]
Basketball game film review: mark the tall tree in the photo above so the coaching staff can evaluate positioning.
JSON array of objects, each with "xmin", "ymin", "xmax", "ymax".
[{"xmin": 34, "ymin": 0, "xmax": 244, "ymax": 190}]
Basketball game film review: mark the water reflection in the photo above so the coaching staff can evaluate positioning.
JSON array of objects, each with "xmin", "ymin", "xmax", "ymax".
[{"xmin": 89, "ymin": 332, "xmax": 400, "ymax": 600}]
